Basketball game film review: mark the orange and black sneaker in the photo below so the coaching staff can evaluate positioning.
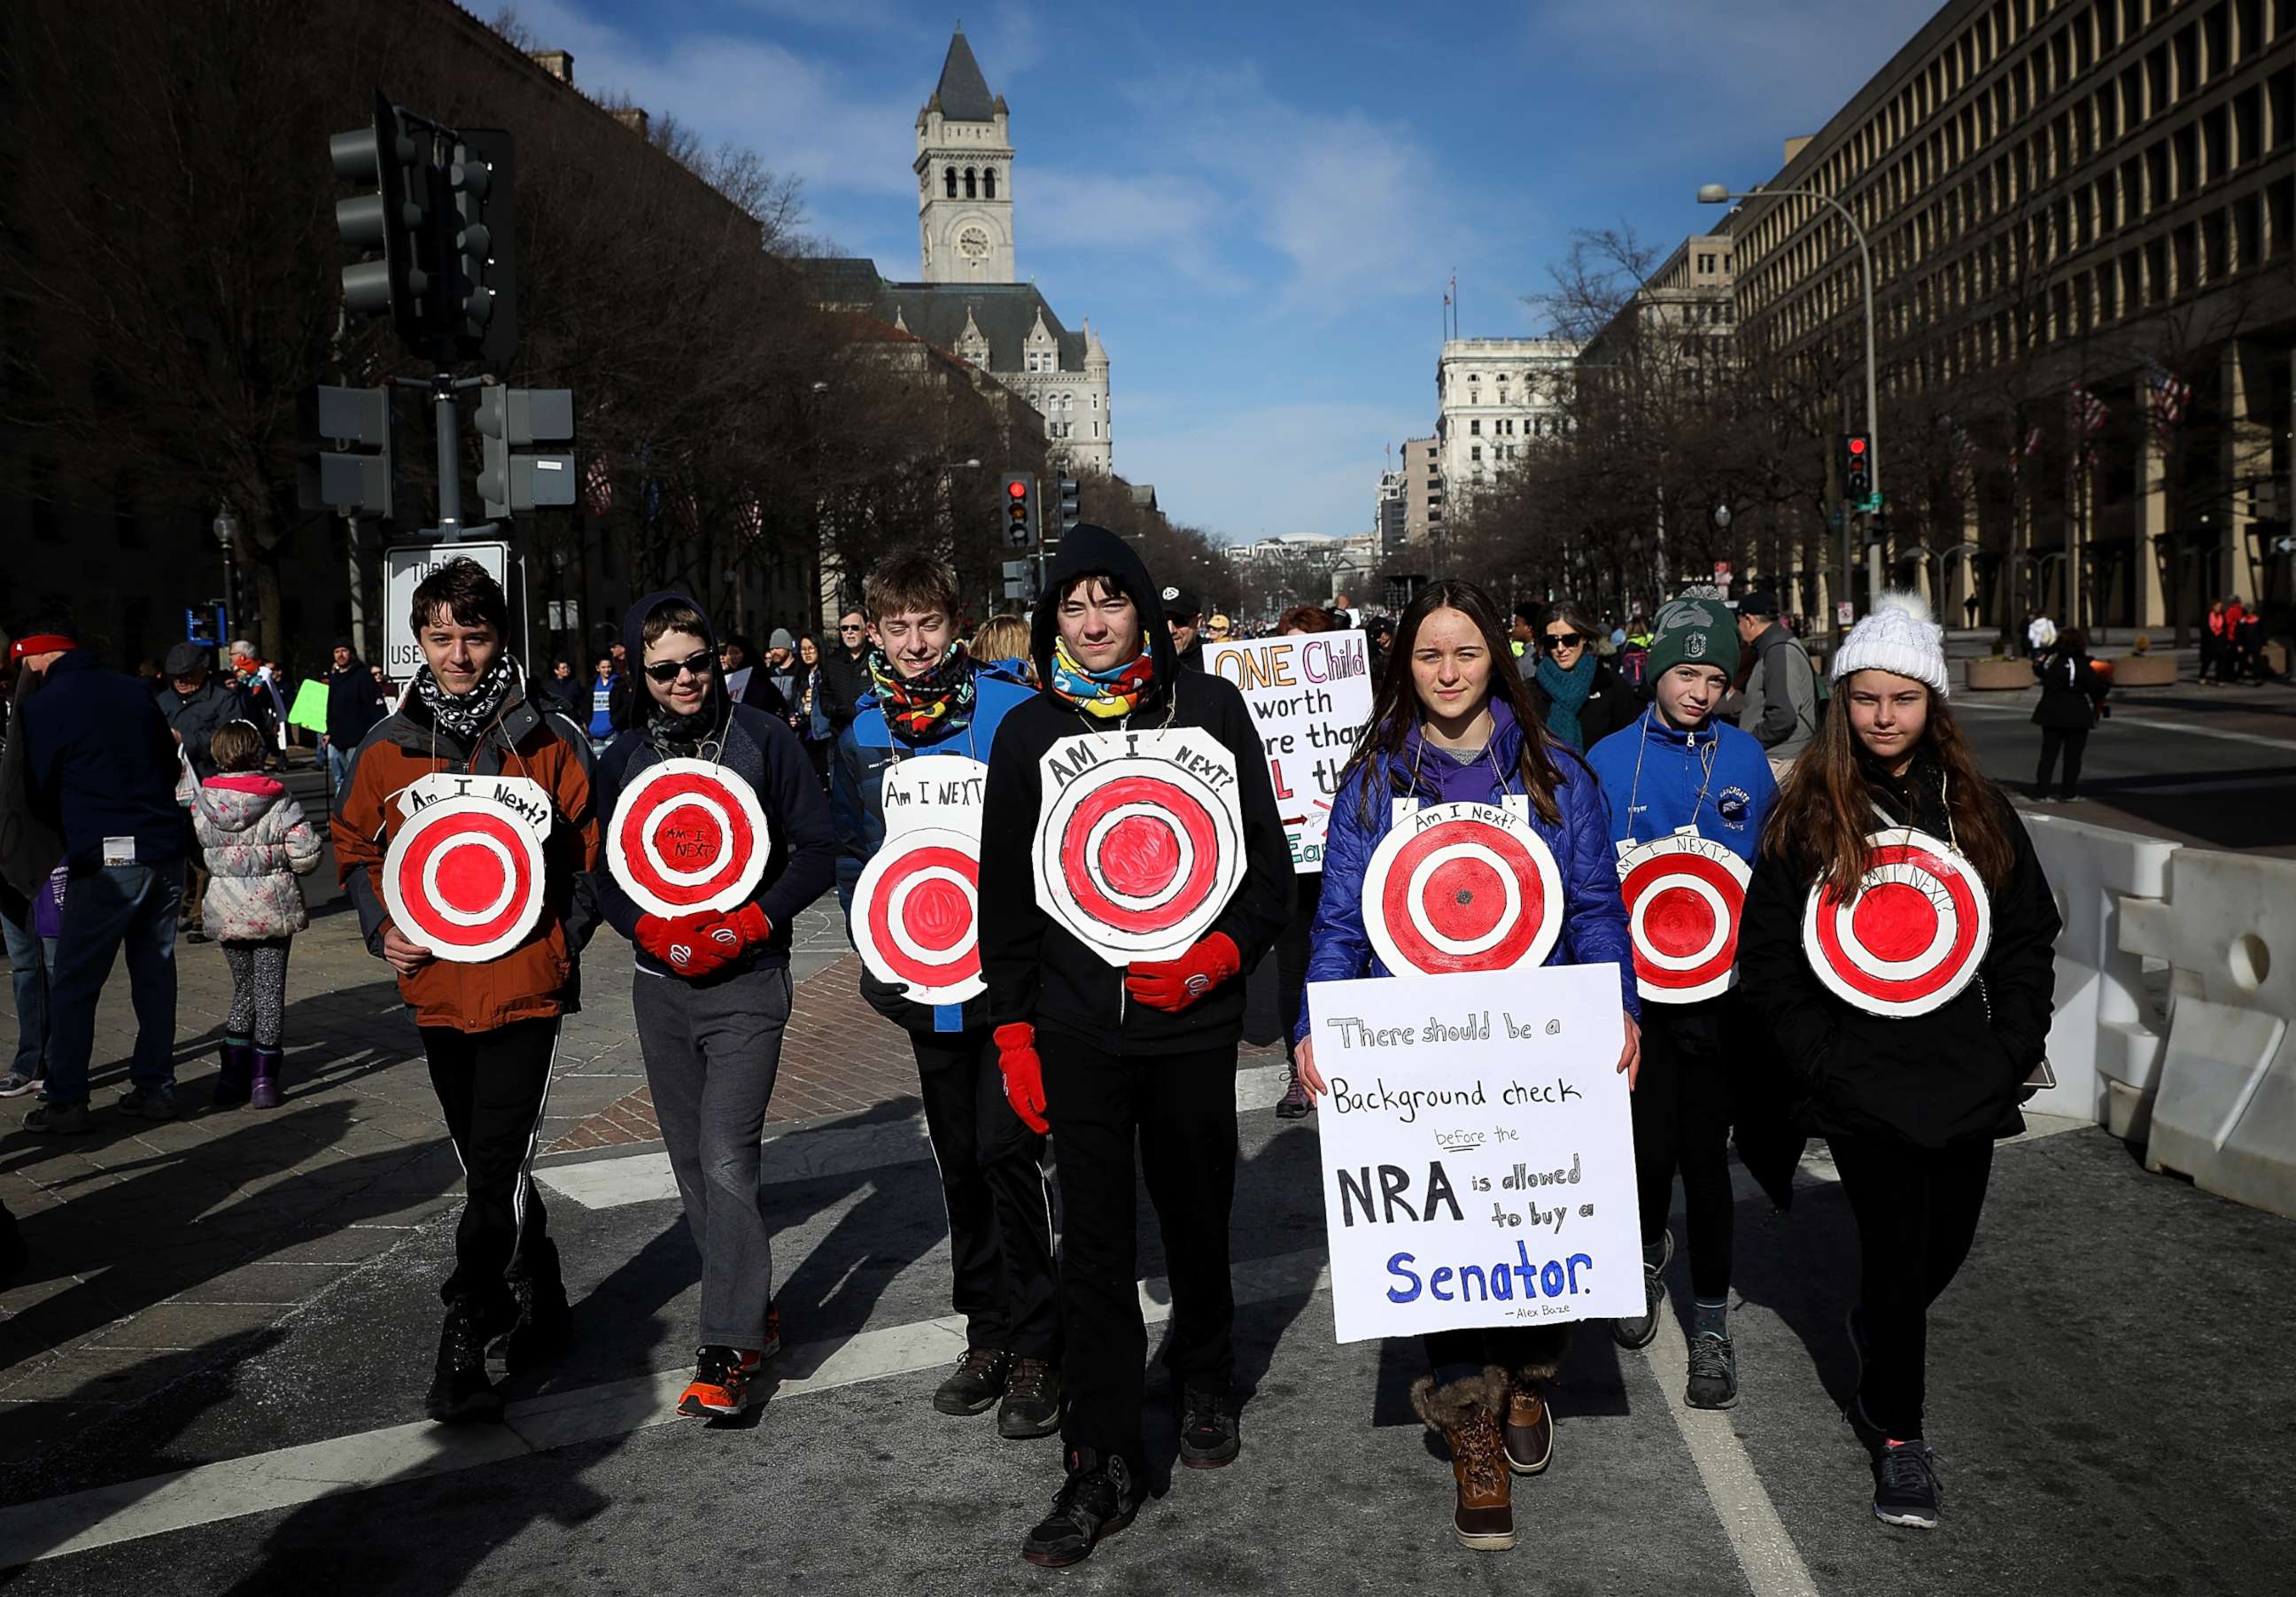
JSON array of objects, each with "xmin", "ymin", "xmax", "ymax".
[{"xmin": 676, "ymin": 1345, "xmax": 764, "ymax": 1418}]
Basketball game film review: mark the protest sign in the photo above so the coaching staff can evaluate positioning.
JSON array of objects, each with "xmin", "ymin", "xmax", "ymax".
[
  {"xmin": 1308, "ymin": 963, "xmax": 1639, "ymax": 1343},
  {"xmin": 853, "ymin": 755, "xmax": 989, "ymax": 1004},
  {"xmin": 1206, "ymin": 632, "xmax": 1374, "ymax": 872},
  {"xmin": 287, "ymin": 679, "xmax": 330, "ymax": 734}
]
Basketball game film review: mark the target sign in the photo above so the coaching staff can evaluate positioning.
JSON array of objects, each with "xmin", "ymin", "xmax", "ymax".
[
  {"xmin": 1363, "ymin": 802, "xmax": 1562, "ymax": 976},
  {"xmin": 382, "ymin": 795, "xmax": 548, "ymax": 964},
  {"xmin": 608, "ymin": 758, "xmax": 770, "ymax": 919},
  {"xmin": 852, "ymin": 826, "xmax": 984, "ymax": 1004},
  {"xmin": 1801, "ymin": 827, "xmax": 1993, "ymax": 1017},
  {"xmin": 1617, "ymin": 833, "xmax": 1750, "ymax": 1004},
  {"xmin": 1034, "ymin": 727, "xmax": 1245, "ymax": 965}
]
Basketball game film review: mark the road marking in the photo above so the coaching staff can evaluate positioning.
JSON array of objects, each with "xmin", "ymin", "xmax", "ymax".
[
  {"xmin": 0, "ymin": 1245, "xmax": 1330, "ymax": 1569},
  {"xmin": 1956, "ymin": 701, "xmax": 2296, "ymax": 753}
]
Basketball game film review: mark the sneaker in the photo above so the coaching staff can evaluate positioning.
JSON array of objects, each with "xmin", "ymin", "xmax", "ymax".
[
  {"xmin": 677, "ymin": 1345, "xmax": 764, "ymax": 1417},
  {"xmin": 1020, "ymin": 1449, "xmax": 1142, "ymax": 1569},
  {"xmin": 1274, "ymin": 1060, "xmax": 1313, "ymax": 1120},
  {"xmin": 24, "ymin": 1099, "xmax": 91, "ymax": 1134},
  {"xmin": 934, "ymin": 1346, "xmax": 1009, "ymax": 1416},
  {"xmin": 997, "ymin": 1355, "xmax": 1062, "ymax": 1439},
  {"xmin": 1177, "ymin": 1381, "xmax": 1240, "ymax": 1469},
  {"xmin": 115, "ymin": 1084, "xmax": 178, "ymax": 1121},
  {"xmin": 1612, "ymin": 1230, "xmax": 1672, "ymax": 1350},
  {"xmin": 1686, "ymin": 1332, "xmax": 1739, "ymax": 1409},
  {"xmin": 0, "ymin": 1072, "xmax": 41, "ymax": 1099},
  {"xmin": 1873, "ymin": 1438, "xmax": 1943, "ymax": 1528},
  {"xmin": 426, "ymin": 1304, "xmax": 504, "ymax": 1424}
]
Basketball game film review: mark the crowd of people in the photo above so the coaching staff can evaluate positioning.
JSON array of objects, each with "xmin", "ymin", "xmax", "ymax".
[{"xmin": 0, "ymin": 531, "xmax": 2081, "ymax": 1567}]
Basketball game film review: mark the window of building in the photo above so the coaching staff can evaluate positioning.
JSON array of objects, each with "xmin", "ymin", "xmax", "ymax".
[
  {"xmin": 1470, "ymin": 446, "xmax": 1483, "ymax": 461},
  {"xmin": 1469, "ymin": 419, "xmax": 1481, "ymax": 436},
  {"xmin": 2145, "ymin": 43, "xmax": 2168, "ymax": 111},
  {"xmin": 982, "ymin": 167, "xmax": 997, "ymax": 200},
  {"xmin": 964, "ymin": 167, "xmax": 977, "ymax": 198},
  {"xmin": 2145, "ymin": 234, "xmax": 2170, "ymax": 300},
  {"xmin": 944, "ymin": 166, "xmax": 958, "ymax": 198},
  {"xmin": 2269, "ymin": 180, "xmax": 2293, "ymax": 258}
]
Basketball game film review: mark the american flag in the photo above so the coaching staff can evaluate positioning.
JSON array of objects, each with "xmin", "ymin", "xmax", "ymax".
[
  {"xmin": 2145, "ymin": 358, "xmax": 2191, "ymax": 430},
  {"xmin": 2011, "ymin": 424, "xmax": 2043, "ymax": 464},
  {"xmin": 2067, "ymin": 383, "xmax": 2109, "ymax": 468},
  {"xmin": 583, "ymin": 456, "xmax": 613, "ymax": 516},
  {"xmin": 741, "ymin": 497, "xmax": 763, "ymax": 540}
]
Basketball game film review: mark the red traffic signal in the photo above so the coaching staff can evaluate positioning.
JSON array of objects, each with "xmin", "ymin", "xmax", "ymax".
[
  {"xmin": 1847, "ymin": 437, "xmax": 1867, "ymax": 456},
  {"xmin": 1007, "ymin": 480, "xmax": 1028, "ymax": 499},
  {"xmin": 1841, "ymin": 432, "xmax": 1873, "ymax": 498}
]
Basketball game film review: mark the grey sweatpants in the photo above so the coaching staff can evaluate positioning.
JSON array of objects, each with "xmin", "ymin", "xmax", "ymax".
[{"xmin": 632, "ymin": 960, "xmax": 794, "ymax": 1350}]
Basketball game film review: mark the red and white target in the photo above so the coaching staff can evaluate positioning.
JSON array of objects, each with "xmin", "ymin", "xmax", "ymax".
[
  {"xmin": 607, "ymin": 758, "xmax": 769, "ymax": 919},
  {"xmin": 852, "ymin": 827, "xmax": 984, "ymax": 1004},
  {"xmin": 382, "ymin": 795, "xmax": 548, "ymax": 964},
  {"xmin": 1801, "ymin": 827, "xmax": 1992, "ymax": 1017},
  {"xmin": 1363, "ymin": 802, "xmax": 1562, "ymax": 975},
  {"xmin": 1618, "ymin": 835, "xmax": 1750, "ymax": 1004},
  {"xmin": 1034, "ymin": 729, "xmax": 1244, "ymax": 965}
]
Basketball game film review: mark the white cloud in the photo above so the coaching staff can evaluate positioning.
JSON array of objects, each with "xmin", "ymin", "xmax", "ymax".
[{"xmin": 1022, "ymin": 169, "xmax": 1242, "ymax": 291}]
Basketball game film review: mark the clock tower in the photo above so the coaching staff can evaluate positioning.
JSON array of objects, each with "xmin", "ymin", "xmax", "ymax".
[{"xmin": 914, "ymin": 29, "xmax": 1015, "ymax": 285}]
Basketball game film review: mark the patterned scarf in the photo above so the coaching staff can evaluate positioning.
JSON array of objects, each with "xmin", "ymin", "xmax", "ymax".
[
  {"xmin": 1535, "ymin": 649, "xmax": 1597, "ymax": 752},
  {"xmin": 868, "ymin": 643, "xmax": 976, "ymax": 740},
  {"xmin": 414, "ymin": 657, "xmax": 516, "ymax": 744},
  {"xmin": 1050, "ymin": 636, "xmax": 1154, "ymax": 720}
]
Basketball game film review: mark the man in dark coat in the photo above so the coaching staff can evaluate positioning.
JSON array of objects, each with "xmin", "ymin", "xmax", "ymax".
[
  {"xmin": 323, "ymin": 640, "xmax": 388, "ymax": 798},
  {"xmin": 158, "ymin": 640, "xmax": 238, "ymax": 939}
]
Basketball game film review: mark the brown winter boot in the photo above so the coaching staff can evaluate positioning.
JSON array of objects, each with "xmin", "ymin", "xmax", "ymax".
[
  {"xmin": 1412, "ymin": 1367, "xmax": 1514, "ymax": 1551},
  {"xmin": 1504, "ymin": 1381, "xmax": 1555, "ymax": 1476}
]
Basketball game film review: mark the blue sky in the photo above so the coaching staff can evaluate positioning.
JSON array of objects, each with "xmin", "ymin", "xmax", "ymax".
[{"xmin": 511, "ymin": 0, "xmax": 1943, "ymax": 542}]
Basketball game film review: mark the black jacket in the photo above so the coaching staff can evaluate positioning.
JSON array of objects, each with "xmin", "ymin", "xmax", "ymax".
[
  {"xmin": 326, "ymin": 659, "xmax": 389, "ymax": 746},
  {"xmin": 21, "ymin": 651, "xmax": 194, "ymax": 872},
  {"xmin": 2030, "ymin": 648, "xmax": 2107, "ymax": 730},
  {"xmin": 1736, "ymin": 752, "xmax": 2059, "ymax": 1149},
  {"xmin": 817, "ymin": 646, "xmax": 870, "ymax": 731},
  {"xmin": 159, "ymin": 675, "xmax": 242, "ymax": 779},
  {"xmin": 1525, "ymin": 656, "xmax": 1641, "ymax": 751},
  {"xmin": 978, "ymin": 525, "xmax": 1294, "ymax": 1055}
]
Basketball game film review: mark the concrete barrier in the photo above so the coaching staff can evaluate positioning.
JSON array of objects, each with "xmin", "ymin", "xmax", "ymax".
[
  {"xmin": 2023, "ymin": 815, "xmax": 2176, "ymax": 1129},
  {"xmin": 1965, "ymin": 657, "xmax": 2029, "ymax": 691}
]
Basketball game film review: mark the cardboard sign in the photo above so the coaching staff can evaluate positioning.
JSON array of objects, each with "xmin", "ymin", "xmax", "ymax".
[
  {"xmin": 1206, "ymin": 632, "xmax": 1375, "ymax": 873},
  {"xmin": 1309, "ymin": 964, "xmax": 1639, "ymax": 1343},
  {"xmin": 1803, "ymin": 826, "xmax": 1992, "ymax": 1017},
  {"xmin": 1362, "ymin": 799, "xmax": 1562, "ymax": 975},
  {"xmin": 853, "ymin": 755, "xmax": 988, "ymax": 1004},
  {"xmin": 607, "ymin": 757, "xmax": 770, "ymax": 919},
  {"xmin": 879, "ymin": 755, "xmax": 989, "ymax": 838},
  {"xmin": 1616, "ymin": 828, "xmax": 1750, "ymax": 1004},
  {"xmin": 382, "ymin": 784, "xmax": 551, "ymax": 964},
  {"xmin": 1034, "ymin": 725, "xmax": 1245, "ymax": 965}
]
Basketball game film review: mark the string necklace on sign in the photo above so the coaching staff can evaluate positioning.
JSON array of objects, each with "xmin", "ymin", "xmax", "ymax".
[
  {"xmin": 1868, "ymin": 765, "xmax": 1959, "ymax": 852},
  {"xmin": 1403, "ymin": 707, "xmax": 1513, "ymax": 805},
  {"xmin": 1625, "ymin": 705, "xmax": 1718, "ymax": 845}
]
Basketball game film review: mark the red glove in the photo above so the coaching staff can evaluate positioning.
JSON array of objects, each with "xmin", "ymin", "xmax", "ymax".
[
  {"xmin": 725, "ymin": 903, "xmax": 772, "ymax": 948},
  {"xmin": 1124, "ymin": 933, "xmax": 1242, "ymax": 1013},
  {"xmin": 636, "ymin": 912, "xmax": 736, "ymax": 980},
  {"xmin": 995, "ymin": 1023, "xmax": 1050, "ymax": 1135}
]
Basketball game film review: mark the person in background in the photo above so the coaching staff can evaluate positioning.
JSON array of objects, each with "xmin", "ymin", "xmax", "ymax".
[
  {"xmin": 135, "ymin": 658, "xmax": 163, "ymax": 685},
  {"xmin": 177, "ymin": 721, "xmax": 322, "ymax": 1109},
  {"xmin": 1509, "ymin": 602, "xmax": 1542, "ymax": 669},
  {"xmin": 2235, "ymin": 604, "xmax": 2268, "ymax": 684},
  {"xmin": 969, "ymin": 615, "xmax": 1035, "ymax": 684},
  {"xmin": 718, "ymin": 635, "xmax": 758, "ymax": 703},
  {"xmin": 1205, "ymin": 614, "xmax": 1233, "ymax": 644},
  {"xmin": 323, "ymin": 640, "xmax": 388, "ymax": 801},
  {"xmin": 1269, "ymin": 603, "xmax": 1337, "ymax": 1120},
  {"xmin": 1618, "ymin": 614, "xmax": 1655, "ymax": 690},
  {"xmin": 2200, "ymin": 600, "xmax": 2225, "ymax": 686},
  {"xmin": 1364, "ymin": 614, "xmax": 1393, "ymax": 682},
  {"xmin": 815, "ymin": 609, "xmax": 873, "ymax": 733},
  {"xmin": 749, "ymin": 630, "xmax": 802, "ymax": 723},
  {"xmin": 1735, "ymin": 591, "xmax": 1822, "ymax": 779},
  {"xmin": 585, "ymin": 654, "xmax": 619, "ymax": 756},
  {"xmin": 795, "ymin": 633, "xmax": 832, "ymax": 784},
  {"xmin": 2222, "ymin": 595, "xmax": 2250, "ymax": 684},
  {"xmin": 550, "ymin": 659, "xmax": 573, "ymax": 683},
  {"xmin": 0, "ymin": 658, "xmax": 60, "ymax": 1101},
  {"xmin": 1961, "ymin": 593, "xmax": 1980, "ymax": 631},
  {"xmin": 1161, "ymin": 585, "xmax": 1206, "ymax": 671},
  {"xmin": 2025, "ymin": 610, "xmax": 2058, "ymax": 661},
  {"xmin": 1525, "ymin": 601, "xmax": 1639, "ymax": 753},
  {"xmin": 159, "ymin": 640, "xmax": 238, "ymax": 943},
  {"xmin": 2031, "ymin": 625, "xmax": 2108, "ymax": 802}
]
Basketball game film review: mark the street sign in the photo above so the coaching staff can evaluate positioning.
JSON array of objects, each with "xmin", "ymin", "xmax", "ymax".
[
  {"xmin": 1836, "ymin": 600, "xmax": 1856, "ymax": 627},
  {"xmin": 384, "ymin": 541, "xmax": 510, "ymax": 679}
]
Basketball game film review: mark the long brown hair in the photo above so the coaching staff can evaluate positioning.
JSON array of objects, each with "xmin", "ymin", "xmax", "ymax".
[
  {"xmin": 1338, "ymin": 578, "xmax": 1569, "ymax": 825},
  {"xmin": 1760, "ymin": 678, "xmax": 2015, "ymax": 895}
]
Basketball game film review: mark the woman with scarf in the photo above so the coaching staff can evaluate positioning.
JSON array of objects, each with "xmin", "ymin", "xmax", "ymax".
[
  {"xmin": 1293, "ymin": 578, "xmax": 1640, "ymax": 1554},
  {"xmin": 1524, "ymin": 600, "xmax": 1641, "ymax": 753},
  {"xmin": 591, "ymin": 592, "xmax": 836, "ymax": 1419},
  {"xmin": 827, "ymin": 551, "xmax": 1060, "ymax": 1444}
]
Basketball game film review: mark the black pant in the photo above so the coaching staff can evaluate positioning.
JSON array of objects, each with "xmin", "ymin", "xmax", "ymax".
[
  {"xmin": 1632, "ymin": 1001, "xmax": 1735, "ymax": 1300},
  {"xmin": 1828, "ymin": 1135, "xmax": 1993, "ymax": 1439},
  {"xmin": 1273, "ymin": 872, "xmax": 1324, "ymax": 1060},
  {"xmin": 423, "ymin": 1017, "xmax": 559, "ymax": 1325},
  {"xmin": 2036, "ymin": 725, "xmax": 2089, "ymax": 798},
  {"xmin": 1040, "ymin": 1031, "xmax": 1238, "ymax": 1469},
  {"xmin": 911, "ymin": 1027, "xmax": 1060, "ymax": 1360}
]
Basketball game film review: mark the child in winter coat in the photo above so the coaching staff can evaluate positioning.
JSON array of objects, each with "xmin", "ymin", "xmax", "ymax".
[{"xmin": 178, "ymin": 721, "xmax": 322, "ymax": 1107}]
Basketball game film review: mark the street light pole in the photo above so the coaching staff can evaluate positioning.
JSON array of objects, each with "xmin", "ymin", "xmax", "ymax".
[
  {"xmin": 1700, "ymin": 182, "xmax": 1882, "ymax": 653},
  {"xmin": 213, "ymin": 503, "xmax": 243, "ymax": 644}
]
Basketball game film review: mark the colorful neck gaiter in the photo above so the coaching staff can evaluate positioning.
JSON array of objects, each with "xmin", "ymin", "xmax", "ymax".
[
  {"xmin": 869, "ymin": 642, "xmax": 976, "ymax": 741},
  {"xmin": 1050, "ymin": 636, "xmax": 1154, "ymax": 720}
]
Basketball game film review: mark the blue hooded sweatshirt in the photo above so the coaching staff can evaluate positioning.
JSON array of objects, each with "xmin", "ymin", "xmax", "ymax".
[{"xmin": 1585, "ymin": 704, "xmax": 1777, "ymax": 864}]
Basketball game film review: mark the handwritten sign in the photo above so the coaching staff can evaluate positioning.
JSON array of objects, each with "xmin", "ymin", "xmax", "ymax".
[
  {"xmin": 1308, "ymin": 963, "xmax": 1639, "ymax": 1343},
  {"xmin": 1206, "ymin": 632, "xmax": 1374, "ymax": 873},
  {"xmin": 399, "ymin": 771, "xmax": 553, "ymax": 835},
  {"xmin": 880, "ymin": 755, "xmax": 988, "ymax": 837},
  {"xmin": 854, "ymin": 755, "xmax": 989, "ymax": 1004}
]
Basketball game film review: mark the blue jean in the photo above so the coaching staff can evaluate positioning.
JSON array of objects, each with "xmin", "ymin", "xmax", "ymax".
[
  {"xmin": 43, "ymin": 860, "xmax": 186, "ymax": 1106},
  {"xmin": 3, "ymin": 895, "xmax": 51, "ymax": 1078},
  {"xmin": 324, "ymin": 739, "xmax": 350, "ymax": 800}
]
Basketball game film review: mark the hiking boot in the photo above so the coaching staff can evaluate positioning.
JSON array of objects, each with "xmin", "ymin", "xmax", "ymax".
[
  {"xmin": 24, "ymin": 1099, "xmax": 91, "ymax": 1134},
  {"xmin": 426, "ymin": 1303, "xmax": 504, "ymax": 1424},
  {"xmin": 1502, "ymin": 1382, "xmax": 1554, "ymax": 1475},
  {"xmin": 248, "ymin": 1045, "xmax": 283, "ymax": 1111},
  {"xmin": 500, "ymin": 1237, "xmax": 570, "ymax": 1372},
  {"xmin": 115, "ymin": 1084, "xmax": 178, "ymax": 1121},
  {"xmin": 1687, "ymin": 1332, "xmax": 1739, "ymax": 1410},
  {"xmin": 211, "ymin": 1042, "xmax": 253, "ymax": 1109},
  {"xmin": 1612, "ymin": 1230, "xmax": 1672, "ymax": 1350},
  {"xmin": 1275, "ymin": 1059, "xmax": 1313, "ymax": 1120},
  {"xmin": 935, "ymin": 1346, "xmax": 1009, "ymax": 1415},
  {"xmin": 1873, "ymin": 1439, "xmax": 1943, "ymax": 1528},
  {"xmin": 997, "ymin": 1356, "xmax": 1062, "ymax": 1439},
  {"xmin": 1443, "ymin": 1405, "xmax": 1515, "ymax": 1551},
  {"xmin": 1020, "ymin": 1448, "xmax": 1142, "ymax": 1569},
  {"xmin": 677, "ymin": 1345, "xmax": 764, "ymax": 1417},
  {"xmin": 1176, "ymin": 1381, "xmax": 1240, "ymax": 1469}
]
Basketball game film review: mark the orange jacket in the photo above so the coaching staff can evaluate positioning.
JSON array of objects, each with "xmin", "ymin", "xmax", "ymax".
[{"xmin": 333, "ymin": 683, "xmax": 598, "ymax": 1034}]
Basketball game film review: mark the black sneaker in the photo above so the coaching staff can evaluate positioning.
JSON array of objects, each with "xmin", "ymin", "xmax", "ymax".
[
  {"xmin": 1176, "ymin": 1381, "xmax": 1240, "ymax": 1469},
  {"xmin": 115, "ymin": 1084, "xmax": 178, "ymax": 1121},
  {"xmin": 23, "ymin": 1100, "xmax": 91, "ymax": 1134},
  {"xmin": 1686, "ymin": 1333, "xmax": 1738, "ymax": 1409},
  {"xmin": 935, "ymin": 1346, "xmax": 1009, "ymax": 1415},
  {"xmin": 997, "ymin": 1355, "xmax": 1062, "ymax": 1439},
  {"xmin": 426, "ymin": 1304, "xmax": 504, "ymax": 1424},
  {"xmin": 1020, "ymin": 1449, "xmax": 1142, "ymax": 1569},
  {"xmin": 1612, "ymin": 1231, "xmax": 1672, "ymax": 1350},
  {"xmin": 1873, "ymin": 1439, "xmax": 1942, "ymax": 1528}
]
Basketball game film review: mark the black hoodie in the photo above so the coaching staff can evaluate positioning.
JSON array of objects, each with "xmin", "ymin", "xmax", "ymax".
[
  {"xmin": 979, "ymin": 525, "xmax": 1293, "ymax": 1054},
  {"xmin": 590, "ymin": 590, "xmax": 836, "ymax": 975}
]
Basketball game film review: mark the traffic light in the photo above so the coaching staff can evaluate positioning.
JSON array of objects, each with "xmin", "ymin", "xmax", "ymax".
[
  {"xmin": 1842, "ymin": 432, "xmax": 1873, "ymax": 501},
  {"xmin": 447, "ymin": 130, "xmax": 519, "ymax": 368},
  {"xmin": 1003, "ymin": 474, "xmax": 1037, "ymax": 548},
  {"xmin": 475, "ymin": 386, "xmax": 576, "ymax": 521},
  {"xmin": 1057, "ymin": 477, "xmax": 1081, "ymax": 537},
  {"xmin": 330, "ymin": 90, "xmax": 435, "ymax": 351},
  {"xmin": 298, "ymin": 385, "xmax": 394, "ymax": 521},
  {"xmin": 1001, "ymin": 560, "xmax": 1038, "ymax": 601}
]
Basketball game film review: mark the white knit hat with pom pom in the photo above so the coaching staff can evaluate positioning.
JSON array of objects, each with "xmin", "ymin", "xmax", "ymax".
[{"xmin": 1831, "ymin": 591, "xmax": 1950, "ymax": 698}]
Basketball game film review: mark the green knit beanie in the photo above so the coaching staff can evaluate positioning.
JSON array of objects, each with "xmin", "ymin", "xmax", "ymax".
[{"xmin": 1647, "ymin": 593, "xmax": 1740, "ymax": 682}]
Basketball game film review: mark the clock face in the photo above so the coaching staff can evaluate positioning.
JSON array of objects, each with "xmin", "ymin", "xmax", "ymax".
[{"xmin": 957, "ymin": 226, "xmax": 991, "ymax": 260}]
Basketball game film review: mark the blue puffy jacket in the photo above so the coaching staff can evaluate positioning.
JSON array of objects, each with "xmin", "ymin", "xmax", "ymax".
[{"xmin": 1297, "ymin": 697, "xmax": 1637, "ymax": 1047}]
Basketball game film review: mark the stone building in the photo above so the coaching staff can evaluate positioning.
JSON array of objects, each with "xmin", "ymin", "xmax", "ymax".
[{"xmin": 1435, "ymin": 339, "xmax": 1580, "ymax": 508}]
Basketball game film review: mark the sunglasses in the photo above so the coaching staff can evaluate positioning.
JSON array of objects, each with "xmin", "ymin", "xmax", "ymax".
[
  {"xmin": 643, "ymin": 649, "xmax": 713, "ymax": 684},
  {"xmin": 840, "ymin": 624, "xmax": 865, "ymax": 632},
  {"xmin": 1543, "ymin": 631, "xmax": 1586, "ymax": 649}
]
